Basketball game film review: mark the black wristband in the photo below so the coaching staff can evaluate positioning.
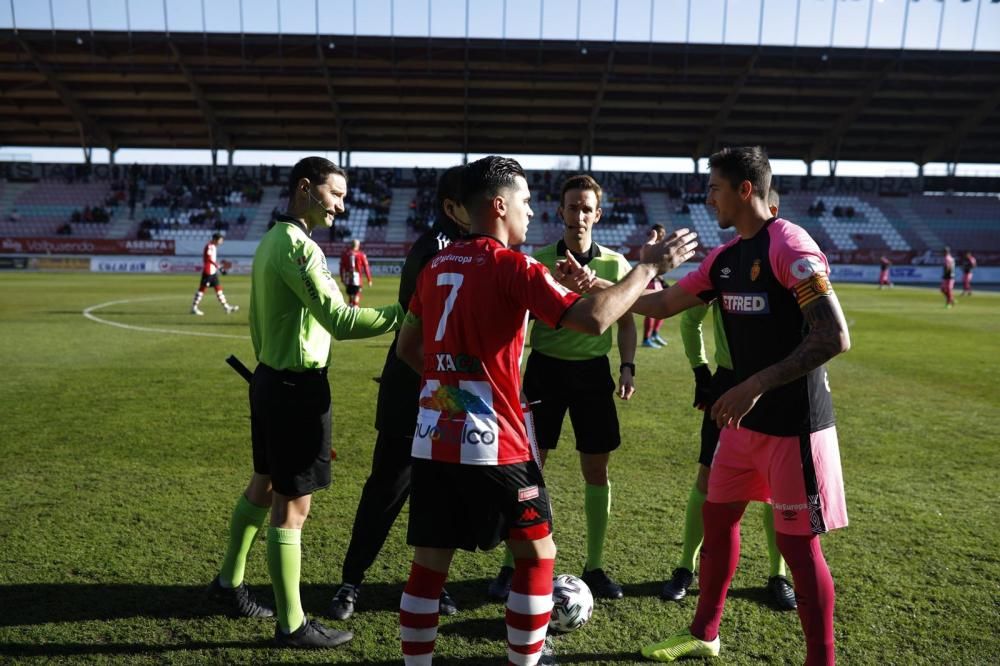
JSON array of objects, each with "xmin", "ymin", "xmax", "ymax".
[{"xmin": 620, "ymin": 362, "xmax": 636, "ymax": 375}]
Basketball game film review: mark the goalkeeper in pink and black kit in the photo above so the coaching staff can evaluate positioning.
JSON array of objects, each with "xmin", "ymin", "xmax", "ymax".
[
  {"xmin": 633, "ymin": 146, "xmax": 850, "ymax": 665},
  {"xmin": 941, "ymin": 247, "xmax": 956, "ymax": 307}
]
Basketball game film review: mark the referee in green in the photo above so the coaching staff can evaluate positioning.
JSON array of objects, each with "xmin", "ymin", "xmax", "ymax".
[
  {"xmin": 487, "ymin": 174, "xmax": 635, "ymax": 601},
  {"xmin": 208, "ymin": 157, "xmax": 404, "ymax": 649}
]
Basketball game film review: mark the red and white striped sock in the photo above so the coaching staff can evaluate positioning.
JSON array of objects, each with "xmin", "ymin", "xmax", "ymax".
[
  {"xmin": 192, "ymin": 290, "xmax": 204, "ymax": 307},
  {"xmin": 400, "ymin": 561, "xmax": 447, "ymax": 666},
  {"xmin": 505, "ymin": 557, "xmax": 554, "ymax": 666},
  {"xmin": 214, "ymin": 286, "xmax": 229, "ymax": 306}
]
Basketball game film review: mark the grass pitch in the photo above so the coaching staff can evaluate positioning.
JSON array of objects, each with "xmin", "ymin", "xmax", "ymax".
[{"xmin": 0, "ymin": 272, "xmax": 998, "ymax": 665}]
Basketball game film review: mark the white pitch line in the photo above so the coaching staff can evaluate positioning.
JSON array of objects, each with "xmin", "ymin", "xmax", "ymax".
[{"xmin": 82, "ymin": 296, "xmax": 250, "ymax": 340}]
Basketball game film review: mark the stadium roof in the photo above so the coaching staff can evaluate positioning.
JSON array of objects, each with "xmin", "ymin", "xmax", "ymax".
[{"xmin": 1, "ymin": 30, "xmax": 999, "ymax": 164}]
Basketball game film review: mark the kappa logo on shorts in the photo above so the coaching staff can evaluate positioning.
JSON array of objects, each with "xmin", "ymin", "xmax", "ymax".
[
  {"xmin": 518, "ymin": 485, "xmax": 540, "ymax": 502},
  {"xmin": 520, "ymin": 507, "xmax": 541, "ymax": 522}
]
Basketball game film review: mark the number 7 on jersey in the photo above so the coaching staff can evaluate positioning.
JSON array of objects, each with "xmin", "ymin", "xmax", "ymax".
[{"xmin": 434, "ymin": 272, "xmax": 464, "ymax": 341}]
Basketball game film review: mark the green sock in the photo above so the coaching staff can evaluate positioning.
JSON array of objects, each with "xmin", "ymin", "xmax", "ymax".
[
  {"xmin": 218, "ymin": 495, "xmax": 269, "ymax": 588},
  {"xmin": 267, "ymin": 527, "xmax": 305, "ymax": 633},
  {"xmin": 762, "ymin": 503, "xmax": 787, "ymax": 578},
  {"xmin": 584, "ymin": 483, "xmax": 611, "ymax": 572},
  {"xmin": 502, "ymin": 545, "xmax": 514, "ymax": 569},
  {"xmin": 678, "ymin": 484, "xmax": 707, "ymax": 572}
]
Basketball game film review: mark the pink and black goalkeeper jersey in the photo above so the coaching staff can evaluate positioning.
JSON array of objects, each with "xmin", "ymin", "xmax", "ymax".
[
  {"xmin": 943, "ymin": 255, "xmax": 955, "ymax": 280},
  {"xmin": 408, "ymin": 235, "xmax": 581, "ymax": 466},
  {"xmin": 678, "ymin": 217, "xmax": 836, "ymax": 437}
]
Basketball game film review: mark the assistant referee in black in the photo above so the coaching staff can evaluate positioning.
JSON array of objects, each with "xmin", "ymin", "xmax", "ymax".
[{"xmin": 328, "ymin": 165, "xmax": 470, "ymax": 620}]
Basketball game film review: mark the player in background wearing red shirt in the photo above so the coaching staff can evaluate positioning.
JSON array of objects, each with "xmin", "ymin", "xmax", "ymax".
[
  {"xmin": 340, "ymin": 239, "xmax": 373, "ymax": 307},
  {"xmin": 643, "ymin": 224, "xmax": 669, "ymax": 348},
  {"xmin": 395, "ymin": 156, "xmax": 697, "ymax": 666},
  {"xmin": 191, "ymin": 232, "xmax": 239, "ymax": 315}
]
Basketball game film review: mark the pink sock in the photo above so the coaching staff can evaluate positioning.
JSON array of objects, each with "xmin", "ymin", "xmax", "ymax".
[
  {"xmin": 690, "ymin": 501, "xmax": 745, "ymax": 641},
  {"xmin": 776, "ymin": 532, "xmax": 836, "ymax": 666}
]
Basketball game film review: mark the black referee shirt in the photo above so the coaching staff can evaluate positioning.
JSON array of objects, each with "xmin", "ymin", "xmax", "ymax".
[{"xmin": 374, "ymin": 217, "xmax": 463, "ymax": 436}]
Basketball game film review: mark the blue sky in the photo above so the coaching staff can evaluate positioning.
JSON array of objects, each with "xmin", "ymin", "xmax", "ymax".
[
  {"xmin": 4, "ymin": 0, "xmax": 999, "ymax": 50},
  {"xmin": 2, "ymin": 0, "xmax": 999, "ymax": 175}
]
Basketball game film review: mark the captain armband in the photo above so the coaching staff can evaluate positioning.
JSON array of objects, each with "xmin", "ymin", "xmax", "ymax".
[{"xmin": 793, "ymin": 272, "xmax": 833, "ymax": 308}]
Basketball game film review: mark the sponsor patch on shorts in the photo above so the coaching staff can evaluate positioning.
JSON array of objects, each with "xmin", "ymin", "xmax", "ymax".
[{"xmin": 518, "ymin": 485, "xmax": 540, "ymax": 502}]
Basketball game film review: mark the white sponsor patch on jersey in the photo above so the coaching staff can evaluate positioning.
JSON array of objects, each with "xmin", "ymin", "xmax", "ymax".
[{"xmin": 791, "ymin": 256, "xmax": 825, "ymax": 280}]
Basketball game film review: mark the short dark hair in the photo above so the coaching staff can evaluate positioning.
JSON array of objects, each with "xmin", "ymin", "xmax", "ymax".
[
  {"xmin": 287, "ymin": 156, "xmax": 347, "ymax": 194},
  {"xmin": 708, "ymin": 146, "xmax": 771, "ymax": 200},
  {"xmin": 767, "ymin": 188, "xmax": 780, "ymax": 210},
  {"xmin": 650, "ymin": 223, "xmax": 665, "ymax": 234},
  {"xmin": 211, "ymin": 232, "xmax": 224, "ymax": 241},
  {"xmin": 460, "ymin": 156, "xmax": 526, "ymax": 213},
  {"xmin": 560, "ymin": 174, "xmax": 603, "ymax": 208},
  {"xmin": 435, "ymin": 165, "xmax": 466, "ymax": 220}
]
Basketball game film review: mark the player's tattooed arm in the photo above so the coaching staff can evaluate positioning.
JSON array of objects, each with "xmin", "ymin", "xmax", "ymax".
[
  {"xmin": 753, "ymin": 290, "xmax": 850, "ymax": 394},
  {"xmin": 710, "ymin": 287, "xmax": 850, "ymax": 430}
]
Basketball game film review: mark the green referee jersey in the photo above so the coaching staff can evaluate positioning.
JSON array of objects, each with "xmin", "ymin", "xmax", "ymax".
[
  {"xmin": 530, "ymin": 240, "xmax": 632, "ymax": 361},
  {"xmin": 249, "ymin": 219, "xmax": 404, "ymax": 372},
  {"xmin": 679, "ymin": 301, "xmax": 732, "ymax": 371}
]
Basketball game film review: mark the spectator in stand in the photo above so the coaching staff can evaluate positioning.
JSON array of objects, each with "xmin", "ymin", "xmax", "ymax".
[{"xmin": 961, "ymin": 251, "xmax": 977, "ymax": 297}]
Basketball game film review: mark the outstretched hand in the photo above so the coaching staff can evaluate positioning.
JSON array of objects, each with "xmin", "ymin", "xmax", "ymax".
[
  {"xmin": 639, "ymin": 227, "xmax": 699, "ymax": 275},
  {"xmin": 554, "ymin": 252, "xmax": 597, "ymax": 294}
]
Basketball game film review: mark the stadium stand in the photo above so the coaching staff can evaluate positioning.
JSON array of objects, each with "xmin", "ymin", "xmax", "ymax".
[
  {"xmin": 0, "ymin": 181, "xmax": 121, "ymax": 238},
  {"xmin": 2, "ymin": 165, "xmax": 998, "ymax": 260}
]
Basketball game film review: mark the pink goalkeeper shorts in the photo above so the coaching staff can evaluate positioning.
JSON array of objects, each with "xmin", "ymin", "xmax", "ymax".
[{"xmin": 708, "ymin": 425, "xmax": 848, "ymax": 536}]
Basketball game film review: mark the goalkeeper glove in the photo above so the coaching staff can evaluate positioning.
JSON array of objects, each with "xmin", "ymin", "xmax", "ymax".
[{"xmin": 692, "ymin": 364, "xmax": 713, "ymax": 411}]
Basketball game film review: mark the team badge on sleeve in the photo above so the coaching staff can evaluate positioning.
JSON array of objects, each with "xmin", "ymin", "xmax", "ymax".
[
  {"xmin": 750, "ymin": 259, "xmax": 761, "ymax": 282},
  {"xmin": 794, "ymin": 272, "xmax": 833, "ymax": 307}
]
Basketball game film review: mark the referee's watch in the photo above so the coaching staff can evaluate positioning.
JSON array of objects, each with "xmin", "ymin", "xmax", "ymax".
[{"xmin": 620, "ymin": 362, "xmax": 636, "ymax": 375}]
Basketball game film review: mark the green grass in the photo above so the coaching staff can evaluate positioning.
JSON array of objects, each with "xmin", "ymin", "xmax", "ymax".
[{"xmin": 0, "ymin": 273, "xmax": 998, "ymax": 665}]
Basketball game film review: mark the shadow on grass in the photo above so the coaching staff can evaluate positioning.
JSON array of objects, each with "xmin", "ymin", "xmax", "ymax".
[
  {"xmin": 0, "ymin": 638, "xmax": 637, "ymax": 664},
  {"xmin": 0, "ymin": 640, "xmax": 265, "ymax": 659},
  {"xmin": 0, "ymin": 579, "xmax": 500, "ymax": 628}
]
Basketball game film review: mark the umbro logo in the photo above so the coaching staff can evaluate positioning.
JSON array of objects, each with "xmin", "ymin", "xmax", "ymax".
[{"xmin": 720, "ymin": 267, "xmax": 732, "ymax": 279}]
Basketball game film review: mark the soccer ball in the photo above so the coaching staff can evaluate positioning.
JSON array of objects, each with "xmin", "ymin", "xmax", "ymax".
[{"xmin": 549, "ymin": 574, "xmax": 594, "ymax": 634}]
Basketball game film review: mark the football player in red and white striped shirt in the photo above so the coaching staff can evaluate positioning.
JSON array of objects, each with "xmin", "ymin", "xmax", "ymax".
[
  {"xmin": 191, "ymin": 232, "xmax": 239, "ymax": 315},
  {"xmin": 395, "ymin": 156, "xmax": 697, "ymax": 665},
  {"xmin": 339, "ymin": 239, "xmax": 373, "ymax": 307}
]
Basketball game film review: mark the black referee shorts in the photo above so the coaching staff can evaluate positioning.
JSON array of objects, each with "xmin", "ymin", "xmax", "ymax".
[
  {"xmin": 698, "ymin": 367, "xmax": 737, "ymax": 467},
  {"xmin": 522, "ymin": 351, "xmax": 620, "ymax": 454},
  {"xmin": 250, "ymin": 363, "xmax": 332, "ymax": 497},
  {"xmin": 407, "ymin": 458, "xmax": 552, "ymax": 552},
  {"xmin": 199, "ymin": 272, "xmax": 220, "ymax": 289}
]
